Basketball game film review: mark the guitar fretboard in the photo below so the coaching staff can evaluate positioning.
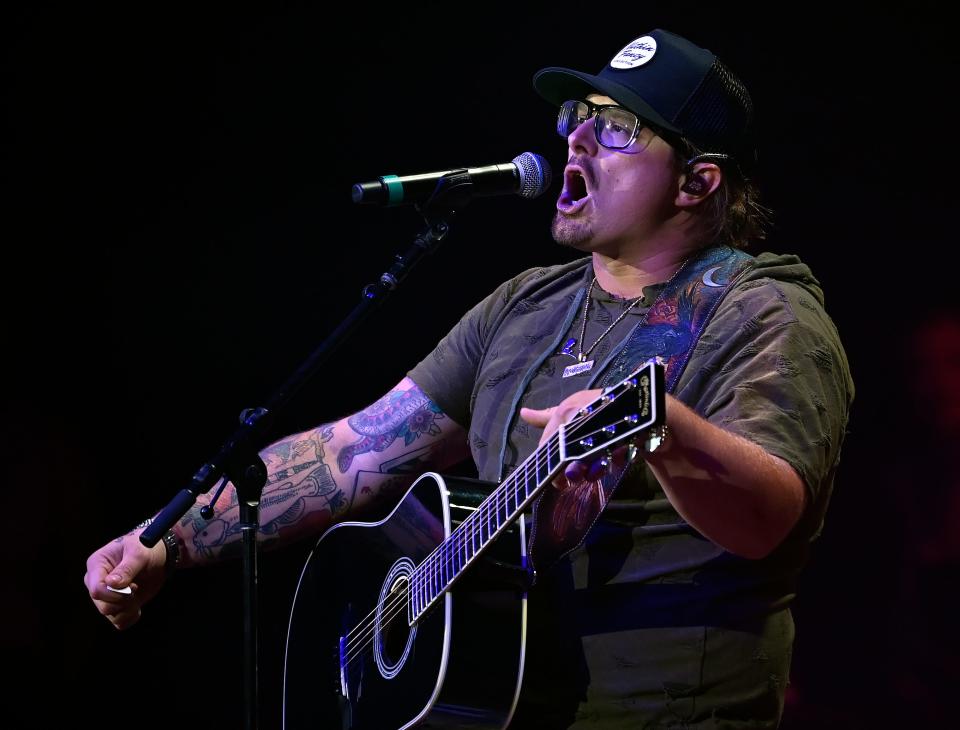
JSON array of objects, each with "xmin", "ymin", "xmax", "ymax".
[{"xmin": 407, "ymin": 431, "xmax": 561, "ymax": 623}]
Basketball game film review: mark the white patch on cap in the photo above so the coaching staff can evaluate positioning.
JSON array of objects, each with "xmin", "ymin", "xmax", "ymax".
[{"xmin": 610, "ymin": 36, "xmax": 658, "ymax": 69}]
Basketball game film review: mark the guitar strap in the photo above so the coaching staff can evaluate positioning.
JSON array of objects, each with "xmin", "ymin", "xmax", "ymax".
[{"xmin": 529, "ymin": 244, "xmax": 755, "ymax": 574}]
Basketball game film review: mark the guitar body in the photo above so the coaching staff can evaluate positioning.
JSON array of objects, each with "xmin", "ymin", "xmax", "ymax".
[{"xmin": 283, "ymin": 472, "xmax": 529, "ymax": 730}]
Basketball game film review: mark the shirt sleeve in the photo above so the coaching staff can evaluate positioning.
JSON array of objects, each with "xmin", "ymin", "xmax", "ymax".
[
  {"xmin": 407, "ymin": 267, "xmax": 548, "ymax": 428},
  {"xmin": 675, "ymin": 278, "xmax": 854, "ymax": 505}
]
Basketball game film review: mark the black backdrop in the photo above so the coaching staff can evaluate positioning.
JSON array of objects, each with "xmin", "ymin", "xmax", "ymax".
[{"xmin": 5, "ymin": 4, "xmax": 958, "ymax": 728}]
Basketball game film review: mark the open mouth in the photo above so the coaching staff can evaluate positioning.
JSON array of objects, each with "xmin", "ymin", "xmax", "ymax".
[{"xmin": 558, "ymin": 167, "xmax": 591, "ymax": 214}]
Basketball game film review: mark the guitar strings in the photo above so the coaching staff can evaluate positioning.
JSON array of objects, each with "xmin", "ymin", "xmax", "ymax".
[
  {"xmin": 339, "ymin": 396, "xmax": 627, "ymax": 667},
  {"xmin": 339, "ymin": 444, "xmax": 556, "ymax": 668},
  {"xmin": 339, "ymin": 433, "xmax": 565, "ymax": 668},
  {"xmin": 342, "ymin": 446, "xmax": 553, "ymax": 667}
]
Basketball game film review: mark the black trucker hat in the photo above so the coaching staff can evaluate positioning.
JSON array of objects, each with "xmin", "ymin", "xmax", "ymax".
[{"xmin": 533, "ymin": 29, "xmax": 755, "ymax": 163}]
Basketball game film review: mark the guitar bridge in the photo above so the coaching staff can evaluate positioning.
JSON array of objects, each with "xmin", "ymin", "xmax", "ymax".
[{"xmin": 338, "ymin": 635, "xmax": 348, "ymax": 699}]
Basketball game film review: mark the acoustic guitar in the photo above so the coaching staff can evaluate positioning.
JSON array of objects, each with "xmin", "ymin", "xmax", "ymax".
[{"xmin": 283, "ymin": 360, "xmax": 664, "ymax": 729}]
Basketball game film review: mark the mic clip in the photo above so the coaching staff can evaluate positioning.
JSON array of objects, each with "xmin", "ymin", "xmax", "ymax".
[{"xmin": 416, "ymin": 170, "xmax": 475, "ymax": 219}]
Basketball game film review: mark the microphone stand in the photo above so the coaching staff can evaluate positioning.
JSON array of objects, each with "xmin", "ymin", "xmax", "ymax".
[{"xmin": 138, "ymin": 175, "xmax": 477, "ymax": 730}]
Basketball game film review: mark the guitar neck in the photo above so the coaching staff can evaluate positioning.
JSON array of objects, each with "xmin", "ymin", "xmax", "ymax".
[{"xmin": 408, "ymin": 433, "xmax": 561, "ymax": 623}]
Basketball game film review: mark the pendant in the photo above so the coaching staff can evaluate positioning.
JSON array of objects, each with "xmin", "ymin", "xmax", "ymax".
[
  {"xmin": 559, "ymin": 337, "xmax": 577, "ymax": 359},
  {"xmin": 562, "ymin": 359, "xmax": 594, "ymax": 378}
]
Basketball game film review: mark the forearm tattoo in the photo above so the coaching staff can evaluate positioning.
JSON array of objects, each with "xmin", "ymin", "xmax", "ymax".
[
  {"xmin": 184, "ymin": 424, "xmax": 340, "ymax": 560},
  {"xmin": 339, "ymin": 389, "xmax": 444, "ymax": 473},
  {"xmin": 181, "ymin": 388, "xmax": 450, "ymax": 562}
]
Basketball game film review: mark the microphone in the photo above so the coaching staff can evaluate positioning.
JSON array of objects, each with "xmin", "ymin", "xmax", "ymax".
[{"xmin": 351, "ymin": 152, "xmax": 552, "ymax": 206}]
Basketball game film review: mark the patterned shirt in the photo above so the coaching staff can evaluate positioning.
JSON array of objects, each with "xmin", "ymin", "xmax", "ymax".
[{"xmin": 408, "ymin": 252, "xmax": 853, "ymax": 728}]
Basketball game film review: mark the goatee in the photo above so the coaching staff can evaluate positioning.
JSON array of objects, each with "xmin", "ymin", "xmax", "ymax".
[{"xmin": 551, "ymin": 211, "xmax": 594, "ymax": 250}]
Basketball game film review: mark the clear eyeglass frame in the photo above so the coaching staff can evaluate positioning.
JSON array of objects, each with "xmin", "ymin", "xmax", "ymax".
[{"xmin": 556, "ymin": 99, "xmax": 659, "ymax": 150}]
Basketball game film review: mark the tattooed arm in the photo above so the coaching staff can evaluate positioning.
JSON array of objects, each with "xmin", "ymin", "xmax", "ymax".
[
  {"xmin": 184, "ymin": 377, "xmax": 468, "ymax": 564},
  {"xmin": 84, "ymin": 377, "xmax": 469, "ymax": 629}
]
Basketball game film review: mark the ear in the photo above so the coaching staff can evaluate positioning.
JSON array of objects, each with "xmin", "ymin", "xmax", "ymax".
[{"xmin": 676, "ymin": 162, "xmax": 723, "ymax": 207}]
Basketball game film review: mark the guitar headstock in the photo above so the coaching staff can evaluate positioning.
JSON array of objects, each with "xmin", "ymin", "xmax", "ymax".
[{"xmin": 559, "ymin": 359, "xmax": 665, "ymax": 462}]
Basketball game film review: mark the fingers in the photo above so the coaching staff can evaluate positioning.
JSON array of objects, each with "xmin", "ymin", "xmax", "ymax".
[
  {"xmin": 560, "ymin": 444, "xmax": 634, "ymax": 487},
  {"xmin": 519, "ymin": 406, "xmax": 553, "ymax": 428},
  {"xmin": 89, "ymin": 580, "xmax": 144, "ymax": 630},
  {"xmin": 525, "ymin": 388, "xmax": 625, "ymax": 479},
  {"xmin": 102, "ymin": 601, "xmax": 143, "ymax": 631},
  {"xmin": 85, "ymin": 548, "xmax": 121, "ymax": 600},
  {"xmin": 585, "ymin": 457, "xmax": 610, "ymax": 481},
  {"xmin": 521, "ymin": 390, "xmax": 604, "ymax": 438},
  {"xmin": 521, "ymin": 406, "xmax": 562, "ymax": 447},
  {"xmin": 111, "ymin": 607, "xmax": 143, "ymax": 631},
  {"xmin": 563, "ymin": 460, "xmax": 588, "ymax": 482},
  {"xmin": 88, "ymin": 582, "xmax": 126, "ymax": 605},
  {"xmin": 86, "ymin": 559, "xmax": 141, "ymax": 628},
  {"xmin": 567, "ymin": 457, "xmax": 609, "ymax": 482},
  {"xmin": 613, "ymin": 443, "xmax": 637, "ymax": 470},
  {"xmin": 103, "ymin": 556, "xmax": 143, "ymax": 591},
  {"xmin": 84, "ymin": 535, "xmax": 157, "ymax": 631}
]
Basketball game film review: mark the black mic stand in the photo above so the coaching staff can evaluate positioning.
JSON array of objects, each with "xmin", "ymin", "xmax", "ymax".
[{"xmin": 138, "ymin": 175, "xmax": 477, "ymax": 730}]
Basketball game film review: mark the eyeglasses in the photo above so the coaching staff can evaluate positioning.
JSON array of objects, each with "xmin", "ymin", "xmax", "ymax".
[{"xmin": 556, "ymin": 99, "xmax": 659, "ymax": 150}]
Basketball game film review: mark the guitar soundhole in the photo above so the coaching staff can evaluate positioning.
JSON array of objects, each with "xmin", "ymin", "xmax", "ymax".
[
  {"xmin": 380, "ymin": 589, "xmax": 411, "ymax": 662},
  {"xmin": 374, "ymin": 557, "xmax": 417, "ymax": 680}
]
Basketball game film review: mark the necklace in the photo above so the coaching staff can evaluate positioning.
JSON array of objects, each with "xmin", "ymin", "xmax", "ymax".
[
  {"xmin": 560, "ymin": 277, "xmax": 644, "ymax": 378},
  {"xmin": 559, "ymin": 258, "xmax": 694, "ymax": 379}
]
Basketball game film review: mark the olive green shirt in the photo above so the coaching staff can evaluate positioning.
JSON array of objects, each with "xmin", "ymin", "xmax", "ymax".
[{"xmin": 408, "ymin": 253, "xmax": 853, "ymax": 728}]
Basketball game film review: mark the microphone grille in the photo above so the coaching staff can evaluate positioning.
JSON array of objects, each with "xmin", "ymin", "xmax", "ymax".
[{"xmin": 512, "ymin": 152, "xmax": 552, "ymax": 199}]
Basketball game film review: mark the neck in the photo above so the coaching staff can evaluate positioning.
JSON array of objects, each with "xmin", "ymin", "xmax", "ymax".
[{"xmin": 591, "ymin": 241, "xmax": 702, "ymax": 299}]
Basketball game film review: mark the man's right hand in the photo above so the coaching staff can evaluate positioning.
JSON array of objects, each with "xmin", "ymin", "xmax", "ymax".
[{"xmin": 84, "ymin": 528, "xmax": 169, "ymax": 630}]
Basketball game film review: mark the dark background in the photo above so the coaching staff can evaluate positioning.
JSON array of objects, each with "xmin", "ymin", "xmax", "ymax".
[{"xmin": 5, "ymin": 4, "xmax": 958, "ymax": 728}]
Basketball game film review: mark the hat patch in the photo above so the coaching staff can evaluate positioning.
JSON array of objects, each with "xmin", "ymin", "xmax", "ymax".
[{"xmin": 610, "ymin": 36, "xmax": 657, "ymax": 69}]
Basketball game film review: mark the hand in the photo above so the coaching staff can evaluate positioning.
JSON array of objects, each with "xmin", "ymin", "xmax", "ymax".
[
  {"xmin": 84, "ymin": 527, "xmax": 169, "ymax": 630},
  {"xmin": 520, "ymin": 389, "xmax": 630, "ymax": 486}
]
